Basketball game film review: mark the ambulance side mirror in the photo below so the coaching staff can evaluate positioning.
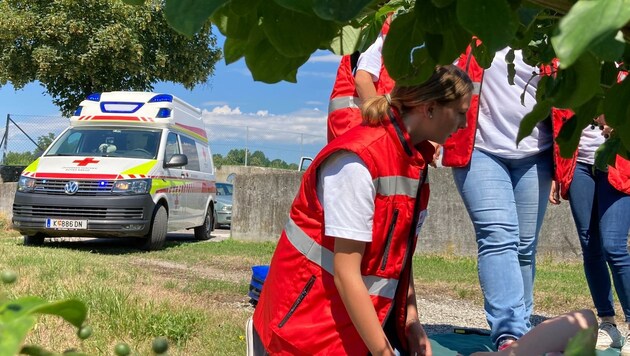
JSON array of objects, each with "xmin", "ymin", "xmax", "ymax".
[{"xmin": 164, "ymin": 154, "xmax": 188, "ymax": 168}]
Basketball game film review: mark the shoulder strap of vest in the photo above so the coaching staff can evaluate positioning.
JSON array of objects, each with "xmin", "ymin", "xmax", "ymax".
[{"xmin": 388, "ymin": 108, "xmax": 412, "ymax": 156}]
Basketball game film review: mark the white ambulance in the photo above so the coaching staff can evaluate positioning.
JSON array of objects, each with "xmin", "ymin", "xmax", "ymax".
[{"xmin": 12, "ymin": 91, "xmax": 217, "ymax": 250}]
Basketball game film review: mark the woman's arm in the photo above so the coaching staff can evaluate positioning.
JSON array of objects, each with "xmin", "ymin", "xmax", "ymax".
[
  {"xmin": 405, "ymin": 269, "xmax": 432, "ymax": 356},
  {"xmin": 334, "ymin": 237, "xmax": 395, "ymax": 356}
]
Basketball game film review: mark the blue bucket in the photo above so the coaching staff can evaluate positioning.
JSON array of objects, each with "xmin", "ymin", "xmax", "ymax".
[{"xmin": 248, "ymin": 265, "xmax": 269, "ymax": 305}]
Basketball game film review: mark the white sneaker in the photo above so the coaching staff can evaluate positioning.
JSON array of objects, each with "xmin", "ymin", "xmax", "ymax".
[
  {"xmin": 621, "ymin": 334, "xmax": 630, "ymax": 356},
  {"xmin": 596, "ymin": 322, "xmax": 623, "ymax": 350}
]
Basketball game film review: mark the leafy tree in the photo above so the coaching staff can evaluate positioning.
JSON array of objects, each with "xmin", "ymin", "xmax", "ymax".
[
  {"xmin": 212, "ymin": 153, "xmax": 224, "ymax": 169},
  {"xmin": 35, "ymin": 132, "xmax": 56, "ymax": 153},
  {"xmin": 0, "ymin": 0, "xmax": 221, "ymax": 116},
  {"xmin": 248, "ymin": 150, "xmax": 270, "ymax": 167},
  {"xmin": 125, "ymin": 0, "xmax": 630, "ymax": 167},
  {"xmin": 223, "ymin": 148, "xmax": 246, "ymax": 165},
  {"xmin": 3, "ymin": 151, "xmax": 37, "ymax": 166}
]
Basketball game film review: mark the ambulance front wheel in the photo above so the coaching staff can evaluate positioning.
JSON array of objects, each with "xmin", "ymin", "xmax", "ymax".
[
  {"xmin": 23, "ymin": 234, "xmax": 45, "ymax": 246},
  {"xmin": 194, "ymin": 204, "xmax": 214, "ymax": 241},
  {"xmin": 141, "ymin": 204, "xmax": 167, "ymax": 251}
]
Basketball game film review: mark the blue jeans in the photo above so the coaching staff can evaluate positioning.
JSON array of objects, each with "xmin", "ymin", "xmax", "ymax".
[
  {"xmin": 568, "ymin": 163, "xmax": 615, "ymax": 318},
  {"xmin": 453, "ymin": 149, "xmax": 552, "ymax": 346},
  {"xmin": 599, "ymin": 169, "xmax": 630, "ymax": 322}
]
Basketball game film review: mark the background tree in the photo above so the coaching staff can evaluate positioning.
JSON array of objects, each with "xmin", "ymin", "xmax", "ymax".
[
  {"xmin": 124, "ymin": 0, "xmax": 630, "ymax": 168},
  {"xmin": 0, "ymin": 0, "xmax": 222, "ymax": 116}
]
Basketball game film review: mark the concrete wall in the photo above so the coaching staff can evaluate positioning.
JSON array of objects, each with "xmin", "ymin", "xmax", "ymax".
[
  {"xmin": 0, "ymin": 167, "xmax": 585, "ymax": 259},
  {"xmin": 228, "ymin": 166, "xmax": 584, "ymax": 260}
]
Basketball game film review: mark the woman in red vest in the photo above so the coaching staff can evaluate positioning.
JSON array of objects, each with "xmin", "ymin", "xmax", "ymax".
[
  {"xmin": 550, "ymin": 113, "xmax": 630, "ymax": 353},
  {"xmin": 252, "ymin": 65, "xmax": 473, "ymax": 356}
]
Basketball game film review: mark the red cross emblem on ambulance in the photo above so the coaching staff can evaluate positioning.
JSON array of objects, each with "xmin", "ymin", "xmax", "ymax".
[{"xmin": 73, "ymin": 157, "xmax": 100, "ymax": 166}]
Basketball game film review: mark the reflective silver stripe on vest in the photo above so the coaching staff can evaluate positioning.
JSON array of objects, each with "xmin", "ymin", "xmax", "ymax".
[
  {"xmin": 373, "ymin": 176, "xmax": 420, "ymax": 198},
  {"xmin": 285, "ymin": 218, "xmax": 398, "ymax": 299},
  {"xmin": 473, "ymin": 82, "xmax": 481, "ymax": 95},
  {"xmin": 328, "ymin": 96, "xmax": 361, "ymax": 113}
]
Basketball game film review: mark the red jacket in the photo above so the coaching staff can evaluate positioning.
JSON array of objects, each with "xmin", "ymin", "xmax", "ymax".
[
  {"xmin": 442, "ymin": 46, "xmax": 572, "ymax": 167},
  {"xmin": 553, "ymin": 69, "xmax": 630, "ymax": 197},
  {"xmin": 253, "ymin": 109, "xmax": 434, "ymax": 355},
  {"xmin": 326, "ymin": 19, "xmax": 395, "ymax": 142}
]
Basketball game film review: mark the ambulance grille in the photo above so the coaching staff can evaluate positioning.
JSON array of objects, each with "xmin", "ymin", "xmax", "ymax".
[
  {"xmin": 32, "ymin": 179, "xmax": 114, "ymax": 195},
  {"xmin": 12, "ymin": 205, "xmax": 144, "ymax": 219}
]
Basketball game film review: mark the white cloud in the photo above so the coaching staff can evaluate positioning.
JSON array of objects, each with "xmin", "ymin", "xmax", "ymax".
[
  {"xmin": 202, "ymin": 100, "xmax": 229, "ymax": 107},
  {"xmin": 308, "ymin": 54, "xmax": 342, "ymax": 63},
  {"xmin": 209, "ymin": 105, "xmax": 242, "ymax": 115}
]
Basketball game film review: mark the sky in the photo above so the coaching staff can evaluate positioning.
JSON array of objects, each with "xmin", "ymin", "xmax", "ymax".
[{"xmin": 0, "ymin": 29, "xmax": 342, "ymax": 164}]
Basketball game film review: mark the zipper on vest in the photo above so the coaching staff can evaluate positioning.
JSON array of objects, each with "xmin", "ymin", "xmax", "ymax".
[
  {"xmin": 380, "ymin": 209, "xmax": 399, "ymax": 271},
  {"xmin": 278, "ymin": 275, "xmax": 316, "ymax": 328}
]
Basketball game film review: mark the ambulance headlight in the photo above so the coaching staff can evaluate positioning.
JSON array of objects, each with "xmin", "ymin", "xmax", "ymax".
[
  {"xmin": 18, "ymin": 176, "xmax": 36, "ymax": 192},
  {"xmin": 112, "ymin": 179, "xmax": 151, "ymax": 194}
]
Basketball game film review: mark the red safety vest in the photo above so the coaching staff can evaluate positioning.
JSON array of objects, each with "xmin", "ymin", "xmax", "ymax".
[
  {"xmin": 326, "ymin": 19, "xmax": 395, "ymax": 142},
  {"xmin": 441, "ymin": 46, "xmax": 572, "ymax": 167},
  {"xmin": 553, "ymin": 70, "xmax": 630, "ymax": 198},
  {"xmin": 253, "ymin": 108, "xmax": 434, "ymax": 355}
]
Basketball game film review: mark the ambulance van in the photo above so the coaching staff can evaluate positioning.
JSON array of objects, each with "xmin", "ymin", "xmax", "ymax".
[{"xmin": 12, "ymin": 91, "xmax": 217, "ymax": 250}]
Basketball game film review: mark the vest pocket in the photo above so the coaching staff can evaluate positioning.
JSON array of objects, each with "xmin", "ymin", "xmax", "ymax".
[
  {"xmin": 380, "ymin": 208, "xmax": 399, "ymax": 270},
  {"xmin": 278, "ymin": 275, "xmax": 316, "ymax": 328}
]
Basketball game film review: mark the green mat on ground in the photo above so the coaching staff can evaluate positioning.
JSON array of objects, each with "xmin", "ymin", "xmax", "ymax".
[{"xmin": 429, "ymin": 333, "xmax": 620, "ymax": 355}]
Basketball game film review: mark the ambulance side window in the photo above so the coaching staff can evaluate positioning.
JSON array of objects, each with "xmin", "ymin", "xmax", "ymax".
[
  {"xmin": 165, "ymin": 132, "xmax": 180, "ymax": 163},
  {"xmin": 180, "ymin": 136, "xmax": 200, "ymax": 171}
]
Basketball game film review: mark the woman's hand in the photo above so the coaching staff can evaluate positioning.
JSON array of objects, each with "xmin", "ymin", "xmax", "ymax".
[
  {"xmin": 405, "ymin": 319, "xmax": 432, "ymax": 356},
  {"xmin": 549, "ymin": 180, "xmax": 561, "ymax": 205}
]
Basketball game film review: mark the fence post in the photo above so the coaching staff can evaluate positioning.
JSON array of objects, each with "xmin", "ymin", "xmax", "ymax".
[{"xmin": 1, "ymin": 114, "xmax": 9, "ymax": 164}]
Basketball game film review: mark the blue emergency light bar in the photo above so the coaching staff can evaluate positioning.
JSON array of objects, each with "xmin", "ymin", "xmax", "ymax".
[
  {"xmin": 148, "ymin": 94, "xmax": 173, "ymax": 103},
  {"xmin": 86, "ymin": 93, "xmax": 102, "ymax": 101}
]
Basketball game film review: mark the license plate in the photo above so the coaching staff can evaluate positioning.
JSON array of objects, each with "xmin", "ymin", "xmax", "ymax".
[{"xmin": 45, "ymin": 219, "xmax": 87, "ymax": 230}]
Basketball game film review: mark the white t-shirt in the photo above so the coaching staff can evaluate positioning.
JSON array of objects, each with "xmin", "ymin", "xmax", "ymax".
[
  {"xmin": 356, "ymin": 35, "xmax": 385, "ymax": 82},
  {"xmin": 577, "ymin": 125, "xmax": 605, "ymax": 165},
  {"xmin": 474, "ymin": 47, "xmax": 552, "ymax": 159},
  {"xmin": 317, "ymin": 151, "xmax": 375, "ymax": 242}
]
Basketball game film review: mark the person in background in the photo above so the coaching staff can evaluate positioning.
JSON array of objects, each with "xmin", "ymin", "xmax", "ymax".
[
  {"xmin": 252, "ymin": 65, "xmax": 473, "ymax": 356},
  {"xmin": 550, "ymin": 113, "xmax": 630, "ymax": 354},
  {"xmin": 441, "ymin": 45, "xmax": 573, "ymax": 350},
  {"xmin": 326, "ymin": 16, "xmax": 393, "ymax": 142}
]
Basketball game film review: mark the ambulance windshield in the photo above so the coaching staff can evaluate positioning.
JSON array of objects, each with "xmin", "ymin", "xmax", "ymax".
[{"xmin": 47, "ymin": 128, "xmax": 161, "ymax": 159}]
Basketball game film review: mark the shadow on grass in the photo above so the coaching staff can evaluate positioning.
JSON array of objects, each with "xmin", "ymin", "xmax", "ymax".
[{"xmin": 28, "ymin": 230, "xmax": 225, "ymax": 255}]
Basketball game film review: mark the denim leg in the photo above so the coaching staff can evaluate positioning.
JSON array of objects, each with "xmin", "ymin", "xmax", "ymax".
[
  {"xmin": 597, "ymin": 171, "xmax": 630, "ymax": 322},
  {"xmin": 568, "ymin": 163, "xmax": 615, "ymax": 317},
  {"xmin": 453, "ymin": 149, "xmax": 529, "ymax": 346},
  {"xmin": 509, "ymin": 149, "xmax": 553, "ymax": 326}
]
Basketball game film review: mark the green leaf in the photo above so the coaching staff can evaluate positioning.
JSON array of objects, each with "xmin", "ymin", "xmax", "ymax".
[
  {"xmin": 552, "ymin": 0, "xmax": 630, "ymax": 69},
  {"xmin": 223, "ymin": 37, "xmax": 247, "ymax": 65},
  {"xmin": 0, "ymin": 315, "xmax": 36, "ymax": 356},
  {"xmin": 548, "ymin": 53, "xmax": 601, "ymax": 109},
  {"xmin": 424, "ymin": 25, "xmax": 470, "ymax": 65},
  {"xmin": 517, "ymin": 100, "xmax": 552, "ymax": 145},
  {"xmin": 382, "ymin": 12, "xmax": 434, "ymax": 86},
  {"xmin": 595, "ymin": 136, "xmax": 622, "ymax": 172},
  {"xmin": 470, "ymin": 42, "xmax": 494, "ymax": 69},
  {"xmin": 228, "ymin": 0, "xmax": 262, "ymax": 15},
  {"xmin": 414, "ymin": 1, "xmax": 458, "ymax": 34},
  {"xmin": 355, "ymin": 10, "xmax": 390, "ymax": 53},
  {"xmin": 563, "ymin": 327, "xmax": 596, "ymax": 356},
  {"xmin": 211, "ymin": 6, "xmax": 256, "ymax": 40},
  {"xmin": 604, "ymin": 79, "xmax": 630, "ymax": 151},
  {"xmin": 556, "ymin": 97, "xmax": 602, "ymax": 158},
  {"xmin": 330, "ymin": 25, "xmax": 361, "ymax": 55},
  {"xmin": 589, "ymin": 31, "xmax": 625, "ymax": 62},
  {"xmin": 431, "ymin": 0, "xmax": 455, "ymax": 8},
  {"xmin": 32, "ymin": 299, "xmax": 87, "ymax": 328},
  {"xmin": 456, "ymin": 0, "xmax": 519, "ymax": 52},
  {"xmin": 20, "ymin": 344, "xmax": 56, "ymax": 356},
  {"xmin": 165, "ymin": 0, "xmax": 228, "ymax": 37},
  {"xmin": 244, "ymin": 32, "xmax": 309, "ymax": 83},
  {"xmin": 600, "ymin": 61, "xmax": 620, "ymax": 88},
  {"xmin": 273, "ymin": 0, "xmax": 313, "ymax": 15},
  {"xmin": 261, "ymin": 1, "xmax": 337, "ymax": 58},
  {"xmin": 312, "ymin": 0, "xmax": 373, "ymax": 22},
  {"xmin": 121, "ymin": 0, "xmax": 145, "ymax": 5}
]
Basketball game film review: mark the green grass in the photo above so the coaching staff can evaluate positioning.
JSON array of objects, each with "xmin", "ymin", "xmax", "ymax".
[{"xmin": 0, "ymin": 229, "xmax": 603, "ymax": 355}]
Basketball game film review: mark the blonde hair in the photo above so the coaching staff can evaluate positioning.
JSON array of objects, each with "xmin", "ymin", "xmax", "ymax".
[{"xmin": 361, "ymin": 65, "xmax": 473, "ymax": 125}]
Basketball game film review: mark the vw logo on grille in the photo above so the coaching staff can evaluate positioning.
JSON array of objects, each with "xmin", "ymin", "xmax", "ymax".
[{"xmin": 64, "ymin": 181, "xmax": 79, "ymax": 195}]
